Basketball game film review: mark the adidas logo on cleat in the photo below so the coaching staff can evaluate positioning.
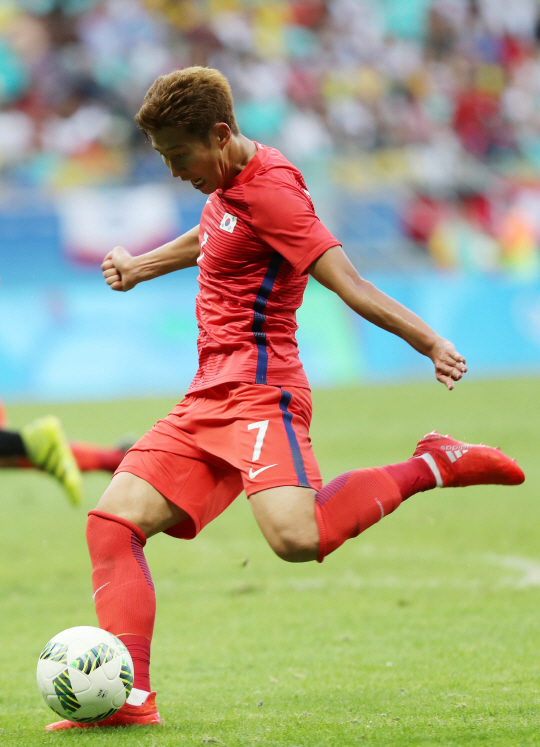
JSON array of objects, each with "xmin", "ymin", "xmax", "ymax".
[{"xmin": 441, "ymin": 447, "xmax": 468, "ymax": 462}]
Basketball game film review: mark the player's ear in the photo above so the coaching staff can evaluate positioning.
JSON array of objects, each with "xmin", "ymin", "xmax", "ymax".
[{"xmin": 214, "ymin": 122, "xmax": 232, "ymax": 149}]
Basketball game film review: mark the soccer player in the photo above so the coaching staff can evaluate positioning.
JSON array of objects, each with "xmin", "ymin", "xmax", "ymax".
[
  {"xmin": 0, "ymin": 406, "xmax": 133, "ymax": 505},
  {"xmin": 45, "ymin": 67, "xmax": 525, "ymax": 730}
]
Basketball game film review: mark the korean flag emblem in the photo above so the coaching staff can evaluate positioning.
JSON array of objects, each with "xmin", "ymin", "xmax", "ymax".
[{"xmin": 220, "ymin": 212, "xmax": 237, "ymax": 233}]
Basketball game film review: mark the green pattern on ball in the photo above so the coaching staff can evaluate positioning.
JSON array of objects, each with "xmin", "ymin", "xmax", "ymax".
[
  {"xmin": 120, "ymin": 658, "xmax": 134, "ymax": 697},
  {"xmin": 111, "ymin": 635, "xmax": 128, "ymax": 654},
  {"xmin": 39, "ymin": 641, "xmax": 68, "ymax": 664},
  {"xmin": 52, "ymin": 669, "xmax": 81, "ymax": 714},
  {"xmin": 71, "ymin": 643, "xmax": 118, "ymax": 674}
]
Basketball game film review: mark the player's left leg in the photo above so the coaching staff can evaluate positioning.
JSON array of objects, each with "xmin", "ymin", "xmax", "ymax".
[{"xmin": 250, "ymin": 432, "xmax": 525, "ymax": 563}]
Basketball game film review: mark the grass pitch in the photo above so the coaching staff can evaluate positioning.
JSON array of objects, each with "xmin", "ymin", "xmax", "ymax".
[{"xmin": 1, "ymin": 377, "xmax": 539, "ymax": 747}]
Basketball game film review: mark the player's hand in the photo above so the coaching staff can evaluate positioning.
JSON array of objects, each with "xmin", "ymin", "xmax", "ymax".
[
  {"xmin": 429, "ymin": 338, "xmax": 467, "ymax": 390},
  {"xmin": 101, "ymin": 246, "xmax": 138, "ymax": 292}
]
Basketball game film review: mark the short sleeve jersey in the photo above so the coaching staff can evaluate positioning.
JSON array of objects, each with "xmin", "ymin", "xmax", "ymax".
[{"xmin": 187, "ymin": 143, "xmax": 340, "ymax": 394}]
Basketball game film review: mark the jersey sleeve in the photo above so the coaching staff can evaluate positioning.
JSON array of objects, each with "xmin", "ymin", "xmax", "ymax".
[{"xmin": 244, "ymin": 169, "xmax": 341, "ymax": 275}]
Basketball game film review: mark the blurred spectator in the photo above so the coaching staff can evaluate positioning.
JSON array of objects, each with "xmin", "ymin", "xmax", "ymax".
[{"xmin": 1, "ymin": 0, "xmax": 540, "ymax": 274}]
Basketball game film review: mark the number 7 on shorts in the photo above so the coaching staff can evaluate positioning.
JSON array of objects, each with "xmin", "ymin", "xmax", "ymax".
[{"xmin": 247, "ymin": 420, "xmax": 269, "ymax": 462}]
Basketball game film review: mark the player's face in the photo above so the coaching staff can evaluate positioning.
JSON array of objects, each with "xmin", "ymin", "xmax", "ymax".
[{"xmin": 151, "ymin": 125, "xmax": 229, "ymax": 195}]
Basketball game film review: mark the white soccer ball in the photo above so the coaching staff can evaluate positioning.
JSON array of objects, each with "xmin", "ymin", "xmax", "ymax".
[{"xmin": 36, "ymin": 626, "xmax": 134, "ymax": 724}]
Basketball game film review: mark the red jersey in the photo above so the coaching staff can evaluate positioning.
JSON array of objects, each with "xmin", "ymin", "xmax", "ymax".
[{"xmin": 187, "ymin": 143, "xmax": 340, "ymax": 394}]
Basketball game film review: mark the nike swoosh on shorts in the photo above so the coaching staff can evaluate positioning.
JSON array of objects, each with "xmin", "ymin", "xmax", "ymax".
[{"xmin": 249, "ymin": 464, "xmax": 278, "ymax": 479}]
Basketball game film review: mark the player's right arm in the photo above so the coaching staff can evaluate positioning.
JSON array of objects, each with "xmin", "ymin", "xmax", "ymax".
[{"xmin": 102, "ymin": 225, "xmax": 200, "ymax": 291}]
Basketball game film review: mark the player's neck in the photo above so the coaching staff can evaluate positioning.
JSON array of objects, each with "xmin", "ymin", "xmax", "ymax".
[{"xmin": 226, "ymin": 134, "xmax": 257, "ymax": 179}]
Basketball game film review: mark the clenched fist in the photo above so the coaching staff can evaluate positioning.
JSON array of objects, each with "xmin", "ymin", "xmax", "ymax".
[{"xmin": 101, "ymin": 246, "xmax": 138, "ymax": 292}]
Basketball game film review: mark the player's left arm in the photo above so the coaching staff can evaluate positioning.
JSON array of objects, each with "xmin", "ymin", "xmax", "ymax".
[{"xmin": 309, "ymin": 246, "xmax": 467, "ymax": 390}]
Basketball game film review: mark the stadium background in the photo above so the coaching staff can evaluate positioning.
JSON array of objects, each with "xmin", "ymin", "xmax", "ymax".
[
  {"xmin": 2, "ymin": 0, "xmax": 540, "ymax": 401},
  {"xmin": 2, "ymin": 4, "xmax": 540, "ymax": 744}
]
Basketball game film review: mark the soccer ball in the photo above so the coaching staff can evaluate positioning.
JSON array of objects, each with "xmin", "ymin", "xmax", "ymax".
[{"xmin": 36, "ymin": 626, "xmax": 134, "ymax": 724}]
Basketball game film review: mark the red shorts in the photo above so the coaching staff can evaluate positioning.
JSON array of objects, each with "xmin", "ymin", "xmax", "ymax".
[{"xmin": 116, "ymin": 382, "xmax": 322, "ymax": 539}]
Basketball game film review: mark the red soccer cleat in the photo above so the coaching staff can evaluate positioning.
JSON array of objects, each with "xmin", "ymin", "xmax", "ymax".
[
  {"xmin": 44, "ymin": 692, "xmax": 162, "ymax": 731},
  {"xmin": 413, "ymin": 431, "xmax": 525, "ymax": 488}
]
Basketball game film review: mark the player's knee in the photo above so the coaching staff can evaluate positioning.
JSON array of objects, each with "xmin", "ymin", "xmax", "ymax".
[
  {"xmin": 267, "ymin": 527, "xmax": 319, "ymax": 563},
  {"xmin": 96, "ymin": 480, "xmax": 146, "ymax": 532},
  {"xmin": 94, "ymin": 472, "xmax": 187, "ymax": 538}
]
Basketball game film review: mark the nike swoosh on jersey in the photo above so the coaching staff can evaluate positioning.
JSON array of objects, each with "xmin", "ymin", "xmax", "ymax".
[
  {"xmin": 249, "ymin": 463, "xmax": 278, "ymax": 479},
  {"xmin": 196, "ymin": 252, "xmax": 205, "ymax": 264}
]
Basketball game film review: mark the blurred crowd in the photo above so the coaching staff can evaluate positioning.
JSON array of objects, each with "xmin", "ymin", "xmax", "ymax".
[{"xmin": 1, "ymin": 0, "xmax": 540, "ymax": 274}]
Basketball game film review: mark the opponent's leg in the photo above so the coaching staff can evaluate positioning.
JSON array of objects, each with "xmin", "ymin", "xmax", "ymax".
[
  {"xmin": 69, "ymin": 440, "xmax": 133, "ymax": 473},
  {"xmin": 0, "ymin": 419, "xmax": 82, "ymax": 505},
  {"xmin": 6, "ymin": 436, "xmax": 132, "ymax": 473},
  {"xmin": 1, "ymin": 440, "xmax": 123, "ymax": 472},
  {"xmin": 0, "ymin": 429, "xmax": 26, "ymax": 464},
  {"xmin": 250, "ymin": 433, "xmax": 525, "ymax": 563}
]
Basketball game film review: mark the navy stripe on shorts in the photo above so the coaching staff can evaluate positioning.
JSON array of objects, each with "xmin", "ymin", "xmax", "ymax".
[{"xmin": 279, "ymin": 388, "xmax": 310, "ymax": 488}]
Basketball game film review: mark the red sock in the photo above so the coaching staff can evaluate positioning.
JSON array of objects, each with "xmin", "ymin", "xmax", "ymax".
[
  {"xmin": 383, "ymin": 456, "xmax": 436, "ymax": 500},
  {"xmin": 117, "ymin": 634, "xmax": 151, "ymax": 693},
  {"xmin": 15, "ymin": 457, "xmax": 32, "ymax": 469},
  {"xmin": 86, "ymin": 510, "xmax": 155, "ymax": 692},
  {"xmin": 71, "ymin": 442, "xmax": 125, "ymax": 472},
  {"xmin": 315, "ymin": 458, "xmax": 436, "ymax": 562}
]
